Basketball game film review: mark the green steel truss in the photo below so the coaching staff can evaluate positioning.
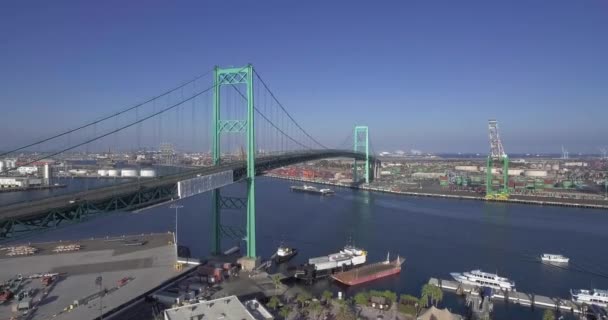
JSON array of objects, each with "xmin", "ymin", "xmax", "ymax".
[
  {"xmin": 211, "ymin": 65, "xmax": 257, "ymax": 257},
  {"xmin": 486, "ymin": 155, "xmax": 509, "ymax": 198},
  {"xmin": 0, "ymin": 184, "xmax": 176, "ymax": 242},
  {"xmin": 353, "ymin": 126, "xmax": 370, "ymax": 184}
]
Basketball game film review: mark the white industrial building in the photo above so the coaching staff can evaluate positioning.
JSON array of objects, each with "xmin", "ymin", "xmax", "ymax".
[
  {"xmin": 16, "ymin": 166, "xmax": 38, "ymax": 175},
  {"xmin": 454, "ymin": 165, "xmax": 479, "ymax": 172},
  {"xmin": 163, "ymin": 295, "xmax": 273, "ymax": 320},
  {"xmin": 140, "ymin": 168, "xmax": 156, "ymax": 177},
  {"xmin": 0, "ymin": 177, "xmax": 42, "ymax": 188}
]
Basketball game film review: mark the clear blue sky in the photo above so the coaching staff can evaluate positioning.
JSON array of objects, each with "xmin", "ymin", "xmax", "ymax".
[{"xmin": 1, "ymin": 1, "xmax": 606, "ymax": 153}]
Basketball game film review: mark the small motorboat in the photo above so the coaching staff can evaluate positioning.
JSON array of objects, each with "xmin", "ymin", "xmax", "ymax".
[{"xmin": 274, "ymin": 244, "xmax": 298, "ymax": 263}]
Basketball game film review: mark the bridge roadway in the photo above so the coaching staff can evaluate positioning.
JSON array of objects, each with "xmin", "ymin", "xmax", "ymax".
[{"xmin": 0, "ymin": 150, "xmax": 375, "ymax": 223}]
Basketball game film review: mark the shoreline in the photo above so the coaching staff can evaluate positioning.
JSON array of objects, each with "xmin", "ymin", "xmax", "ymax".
[{"xmin": 266, "ymin": 174, "xmax": 608, "ymax": 210}]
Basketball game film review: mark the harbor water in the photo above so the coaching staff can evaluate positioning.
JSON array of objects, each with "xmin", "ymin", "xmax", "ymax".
[{"xmin": 4, "ymin": 177, "xmax": 608, "ymax": 320}]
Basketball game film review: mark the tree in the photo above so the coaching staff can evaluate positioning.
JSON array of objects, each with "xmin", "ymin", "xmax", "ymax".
[
  {"xmin": 431, "ymin": 285, "xmax": 443, "ymax": 306},
  {"xmin": 267, "ymin": 296, "xmax": 280, "ymax": 311},
  {"xmin": 278, "ymin": 305, "xmax": 292, "ymax": 319},
  {"xmin": 322, "ymin": 290, "xmax": 333, "ymax": 303},
  {"xmin": 400, "ymin": 294, "xmax": 418, "ymax": 305},
  {"xmin": 383, "ymin": 290, "xmax": 397, "ymax": 304},
  {"xmin": 543, "ymin": 309, "xmax": 556, "ymax": 320},
  {"xmin": 335, "ymin": 304, "xmax": 356, "ymax": 320},
  {"xmin": 308, "ymin": 300, "xmax": 323, "ymax": 320},
  {"xmin": 399, "ymin": 294, "xmax": 421, "ymax": 316},
  {"xmin": 354, "ymin": 292, "xmax": 369, "ymax": 305},
  {"xmin": 420, "ymin": 284, "xmax": 443, "ymax": 307},
  {"xmin": 272, "ymin": 274, "xmax": 282, "ymax": 290},
  {"xmin": 296, "ymin": 292, "xmax": 311, "ymax": 308},
  {"xmin": 420, "ymin": 285, "xmax": 431, "ymax": 308}
]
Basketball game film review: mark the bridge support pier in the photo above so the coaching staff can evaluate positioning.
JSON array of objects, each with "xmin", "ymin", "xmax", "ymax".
[
  {"xmin": 353, "ymin": 126, "xmax": 370, "ymax": 184},
  {"xmin": 211, "ymin": 190, "xmax": 221, "ymax": 254},
  {"xmin": 211, "ymin": 65, "xmax": 257, "ymax": 258}
]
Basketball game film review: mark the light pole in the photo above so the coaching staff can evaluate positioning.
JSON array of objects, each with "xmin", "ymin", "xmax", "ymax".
[{"xmin": 169, "ymin": 204, "xmax": 183, "ymax": 256}]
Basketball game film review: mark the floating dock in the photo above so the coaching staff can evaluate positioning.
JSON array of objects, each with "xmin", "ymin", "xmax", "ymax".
[{"xmin": 428, "ymin": 278, "xmax": 582, "ymax": 314}]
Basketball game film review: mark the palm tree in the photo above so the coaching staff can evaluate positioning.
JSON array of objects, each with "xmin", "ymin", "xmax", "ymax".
[
  {"xmin": 335, "ymin": 304, "xmax": 356, "ymax": 320},
  {"xmin": 278, "ymin": 305, "xmax": 292, "ymax": 320},
  {"xmin": 421, "ymin": 284, "xmax": 443, "ymax": 306},
  {"xmin": 296, "ymin": 292, "xmax": 311, "ymax": 308},
  {"xmin": 272, "ymin": 274, "xmax": 282, "ymax": 290},
  {"xmin": 420, "ymin": 284, "xmax": 432, "ymax": 307},
  {"xmin": 354, "ymin": 292, "xmax": 369, "ymax": 305},
  {"xmin": 267, "ymin": 296, "xmax": 280, "ymax": 311},
  {"xmin": 431, "ymin": 285, "xmax": 443, "ymax": 306},
  {"xmin": 308, "ymin": 300, "xmax": 322, "ymax": 320},
  {"xmin": 322, "ymin": 290, "xmax": 333, "ymax": 304}
]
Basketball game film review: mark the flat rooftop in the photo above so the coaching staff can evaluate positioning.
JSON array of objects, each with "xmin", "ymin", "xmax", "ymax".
[
  {"xmin": 0, "ymin": 233, "xmax": 194, "ymax": 320},
  {"xmin": 164, "ymin": 295, "xmax": 273, "ymax": 320}
]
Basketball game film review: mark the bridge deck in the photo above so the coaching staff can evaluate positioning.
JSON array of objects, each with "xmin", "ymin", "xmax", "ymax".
[{"xmin": 0, "ymin": 150, "xmax": 373, "ymax": 223}]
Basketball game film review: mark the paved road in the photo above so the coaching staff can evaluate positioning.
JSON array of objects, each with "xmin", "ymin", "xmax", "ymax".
[{"xmin": 0, "ymin": 150, "xmax": 371, "ymax": 223}]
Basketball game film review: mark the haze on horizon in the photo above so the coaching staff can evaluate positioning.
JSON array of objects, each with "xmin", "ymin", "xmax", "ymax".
[{"xmin": 0, "ymin": 1, "xmax": 606, "ymax": 154}]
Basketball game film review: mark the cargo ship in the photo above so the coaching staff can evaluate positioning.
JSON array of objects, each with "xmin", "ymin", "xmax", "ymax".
[
  {"xmin": 331, "ymin": 254, "xmax": 404, "ymax": 286},
  {"xmin": 295, "ymin": 245, "xmax": 366, "ymax": 283},
  {"xmin": 290, "ymin": 185, "xmax": 334, "ymax": 195}
]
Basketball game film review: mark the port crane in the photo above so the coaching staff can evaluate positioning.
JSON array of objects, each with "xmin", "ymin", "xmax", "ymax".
[{"xmin": 486, "ymin": 120, "xmax": 509, "ymax": 200}]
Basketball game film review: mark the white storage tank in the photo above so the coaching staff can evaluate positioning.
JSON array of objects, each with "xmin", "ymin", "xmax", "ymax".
[
  {"xmin": 0, "ymin": 161, "xmax": 4, "ymax": 173},
  {"xmin": 455, "ymin": 165, "xmax": 479, "ymax": 172},
  {"xmin": 507, "ymin": 169, "xmax": 524, "ymax": 176},
  {"xmin": 107, "ymin": 169, "xmax": 119, "ymax": 177},
  {"xmin": 97, "ymin": 169, "xmax": 108, "ymax": 176},
  {"xmin": 524, "ymin": 170, "xmax": 548, "ymax": 177},
  {"xmin": 140, "ymin": 168, "xmax": 156, "ymax": 178},
  {"xmin": 5, "ymin": 159, "xmax": 16, "ymax": 169},
  {"xmin": 121, "ymin": 169, "xmax": 138, "ymax": 177}
]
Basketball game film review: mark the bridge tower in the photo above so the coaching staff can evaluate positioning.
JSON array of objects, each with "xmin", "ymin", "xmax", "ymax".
[
  {"xmin": 353, "ymin": 126, "xmax": 370, "ymax": 184},
  {"xmin": 486, "ymin": 120, "xmax": 509, "ymax": 200},
  {"xmin": 211, "ymin": 65, "xmax": 257, "ymax": 258}
]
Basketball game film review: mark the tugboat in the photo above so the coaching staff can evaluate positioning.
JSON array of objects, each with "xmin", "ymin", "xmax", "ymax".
[{"xmin": 273, "ymin": 244, "xmax": 298, "ymax": 263}]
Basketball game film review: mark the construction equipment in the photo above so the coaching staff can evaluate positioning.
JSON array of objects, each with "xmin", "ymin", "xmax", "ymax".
[{"xmin": 486, "ymin": 120, "xmax": 510, "ymax": 200}]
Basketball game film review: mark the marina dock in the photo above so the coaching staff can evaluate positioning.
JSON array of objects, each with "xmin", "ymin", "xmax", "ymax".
[{"xmin": 428, "ymin": 278, "xmax": 582, "ymax": 314}]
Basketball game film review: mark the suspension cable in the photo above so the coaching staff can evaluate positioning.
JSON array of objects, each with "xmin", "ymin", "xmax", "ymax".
[
  {"xmin": 0, "ymin": 69, "xmax": 228, "ymax": 175},
  {"xmin": 228, "ymin": 84, "xmax": 311, "ymax": 150},
  {"xmin": 253, "ymin": 70, "xmax": 327, "ymax": 149},
  {"xmin": 0, "ymin": 69, "xmax": 213, "ymax": 158}
]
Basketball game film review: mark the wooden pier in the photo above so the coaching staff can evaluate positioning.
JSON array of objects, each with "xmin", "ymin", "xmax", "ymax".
[{"xmin": 428, "ymin": 278, "xmax": 582, "ymax": 314}]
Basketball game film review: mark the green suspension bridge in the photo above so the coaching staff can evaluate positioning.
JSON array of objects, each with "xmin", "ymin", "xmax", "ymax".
[{"xmin": 0, "ymin": 64, "xmax": 379, "ymax": 259}]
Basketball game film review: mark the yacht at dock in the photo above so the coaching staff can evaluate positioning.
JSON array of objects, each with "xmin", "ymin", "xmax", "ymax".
[
  {"xmin": 450, "ymin": 269, "xmax": 516, "ymax": 291},
  {"xmin": 571, "ymin": 289, "xmax": 608, "ymax": 307}
]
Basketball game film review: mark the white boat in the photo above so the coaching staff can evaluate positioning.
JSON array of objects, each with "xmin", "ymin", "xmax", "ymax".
[
  {"xmin": 541, "ymin": 253, "xmax": 569, "ymax": 263},
  {"xmin": 274, "ymin": 244, "xmax": 298, "ymax": 263},
  {"xmin": 308, "ymin": 245, "xmax": 367, "ymax": 271},
  {"xmin": 290, "ymin": 185, "xmax": 334, "ymax": 195},
  {"xmin": 571, "ymin": 289, "xmax": 608, "ymax": 307},
  {"xmin": 450, "ymin": 269, "xmax": 516, "ymax": 291}
]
